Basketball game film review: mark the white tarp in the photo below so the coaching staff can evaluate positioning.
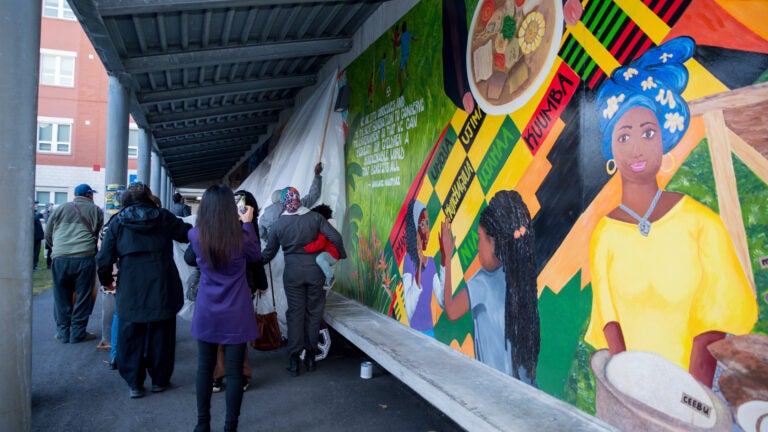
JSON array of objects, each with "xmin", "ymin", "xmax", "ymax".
[{"xmin": 234, "ymin": 71, "xmax": 347, "ymax": 336}]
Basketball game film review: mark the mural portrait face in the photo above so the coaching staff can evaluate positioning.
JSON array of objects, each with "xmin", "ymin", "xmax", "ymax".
[
  {"xmin": 477, "ymin": 224, "xmax": 501, "ymax": 272},
  {"xmin": 417, "ymin": 209, "xmax": 430, "ymax": 251},
  {"xmin": 611, "ymin": 106, "xmax": 663, "ymax": 185}
]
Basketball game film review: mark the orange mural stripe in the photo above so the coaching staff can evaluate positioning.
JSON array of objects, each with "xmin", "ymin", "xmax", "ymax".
[
  {"xmin": 714, "ymin": 0, "xmax": 768, "ymax": 42},
  {"xmin": 515, "ymin": 119, "xmax": 565, "ymax": 218}
]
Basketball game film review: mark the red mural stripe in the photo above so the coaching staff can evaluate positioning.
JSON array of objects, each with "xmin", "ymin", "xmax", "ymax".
[
  {"xmin": 587, "ymin": 67, "xmax": 606, "ymax": 90},
  {"xmin": 609, "ymin": 22, "xmax": 638, "ymax": 57}
]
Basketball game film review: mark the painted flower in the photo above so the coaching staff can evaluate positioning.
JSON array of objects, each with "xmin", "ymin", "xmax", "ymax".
[
  {"xmin": 603, "ymin": 94, "xmax": 625, "ymax": 119},
  {"xmin": 659, "ymin": 52, "xmax": 674, "ymax": 63},
  {"xmin": 622, "ymin": 68, "xmax": 639, "ymax": 81},
  {"xmin": 664, "ymin": 112, "xmax": 685, "ymax": 133},
  {"xmin": 655, "ymin": 89, "xmax": 677, "ymax": 109},
  {"xmin": 641, "ymin": 76, "xmax": 657, "ymax": 91}
]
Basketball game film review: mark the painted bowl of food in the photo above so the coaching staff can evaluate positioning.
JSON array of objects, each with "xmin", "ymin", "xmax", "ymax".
[{"xmin": 467, "ymin": 0, "xmax": 563, "ymax": 115}]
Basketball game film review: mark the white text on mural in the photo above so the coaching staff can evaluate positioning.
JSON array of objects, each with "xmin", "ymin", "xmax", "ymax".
[{"xmin": 353, "ymin": 96, "xmax": 424, "ymax": 188}]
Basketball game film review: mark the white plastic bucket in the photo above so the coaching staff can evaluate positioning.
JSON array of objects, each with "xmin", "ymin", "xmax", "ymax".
[{"xmin": 360, "ymin": 361, "xmax": 373, "ymax": 379}]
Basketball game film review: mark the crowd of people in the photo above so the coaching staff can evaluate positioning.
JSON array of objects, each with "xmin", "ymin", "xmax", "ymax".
[{"xmin": 42, "ymin": 162, "xmax": 345, "ymax": 432}]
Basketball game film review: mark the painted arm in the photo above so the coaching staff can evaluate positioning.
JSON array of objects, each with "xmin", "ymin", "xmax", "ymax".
[
  {"xmin": 439, "ymin": 219, "xmax": 469, "ymax": 321},
  {"xmin": 689, "ymin": 330, "xmax": 725, "ymax": 387},
  {"xmin": 603, "ymin": 321, "xmax": 626, "ymax": 355},
  {"xmin": 401, "ymin": 269, "xmax": 420, "ymax": 322}
]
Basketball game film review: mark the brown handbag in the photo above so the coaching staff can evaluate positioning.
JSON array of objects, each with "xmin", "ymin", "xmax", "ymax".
[{"xmin": 250, "ymin": 263, "xmax": 282, "ymax": 351}]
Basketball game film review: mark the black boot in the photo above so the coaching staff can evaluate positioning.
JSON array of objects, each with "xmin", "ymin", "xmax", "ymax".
[
  {"xmin": 304, "ymin": 349, "xmax": 317, "ymax": 372},
  {"xmin": 286, "ymin": 353, "xmax": 300, "ymax": 377}
]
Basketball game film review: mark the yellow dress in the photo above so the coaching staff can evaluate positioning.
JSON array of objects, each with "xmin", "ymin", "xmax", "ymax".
[{"xmin": 585, "ymin": 195, "xmax": 757, "ymax": 369}]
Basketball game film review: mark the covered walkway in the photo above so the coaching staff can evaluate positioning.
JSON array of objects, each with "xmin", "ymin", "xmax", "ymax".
[{"xmin": 31, "ymin": 289, "xmax": 462, "ymax": 431}]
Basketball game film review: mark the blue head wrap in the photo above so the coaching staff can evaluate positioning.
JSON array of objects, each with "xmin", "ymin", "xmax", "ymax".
[{"xmin": 596, "ymin": 36, "xmax": 695, "ymax": 160}]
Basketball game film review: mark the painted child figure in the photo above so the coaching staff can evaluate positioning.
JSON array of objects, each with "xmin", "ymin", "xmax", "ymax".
[{"xmin": 303, "ymin": 204, "xmax": 339, "ymax": 290}]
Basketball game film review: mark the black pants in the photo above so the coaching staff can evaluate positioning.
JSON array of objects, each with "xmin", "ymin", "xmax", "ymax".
[
  {"xmin": 196, "ymin": 341, "xmax": 246, "ymax": 430},
  {"xmin": 33, "ymin": 239, "xmax": 42, "ymax": 269},
  {"xmin": 117, "ymin": 317, "xmax": 176, "ymax": 391},
  {"xmin": 51, "ymin": 256, "xmax": 96, "ymax": 342},
  {"xmin": 283, "ymin": 263, "xmax": 326, "ymax": 356}
]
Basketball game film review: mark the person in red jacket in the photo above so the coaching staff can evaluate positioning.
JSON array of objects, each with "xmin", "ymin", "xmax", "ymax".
[{"xmin": 303, "ymin": 204, "xmax": 338, "ymax": 290}]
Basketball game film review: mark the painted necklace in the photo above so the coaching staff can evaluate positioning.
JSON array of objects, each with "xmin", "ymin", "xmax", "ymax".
[{"xmin": 619, "ymin": 189, "xmax": 663, "ymax": 237}]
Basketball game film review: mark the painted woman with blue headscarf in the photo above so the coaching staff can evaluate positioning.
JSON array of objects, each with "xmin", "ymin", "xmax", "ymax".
[{"xmin": 585, "ymin": 36, "xmax": 757, "ymax": 387}]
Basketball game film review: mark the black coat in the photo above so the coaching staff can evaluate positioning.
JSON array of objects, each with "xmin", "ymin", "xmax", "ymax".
[{"xmin": 96, "ymin": 202, "xmax": 191, "ymax": 322}]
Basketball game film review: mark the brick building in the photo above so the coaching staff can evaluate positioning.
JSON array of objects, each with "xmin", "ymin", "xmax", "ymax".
[{"xmin": 36, "ymin": 0, "xmax": 137, "ymax": 209}]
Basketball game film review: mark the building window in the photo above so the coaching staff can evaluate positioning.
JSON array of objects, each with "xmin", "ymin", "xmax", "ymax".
[
  {"xmin": 40, "ymin": 49, "xmax": 76, "ymax": 87},
  {"xmin": 43, "ymin": 0, "xmax": 75, "ymax": 20},
  {"xmin": 36, "ymin": 191, "xmax": 69, "ymax": 205},
  {"xmin": 128, "ymin": 125, "xmax": 139, "ymax": 159},
  {"xmin": 37, "ymin": 117, "xmax": 72, "ymax": 154}
]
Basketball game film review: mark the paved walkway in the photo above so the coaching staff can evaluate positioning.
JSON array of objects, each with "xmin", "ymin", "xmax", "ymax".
[{"xmin": 31, "ymin": 290, "xmax": 463, "ymax": 432}]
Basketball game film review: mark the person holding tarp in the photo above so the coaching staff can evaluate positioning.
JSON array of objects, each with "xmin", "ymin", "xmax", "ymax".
[{"xmin": 262, "ymin": 186, "xmax": 346, "ymax": 376}]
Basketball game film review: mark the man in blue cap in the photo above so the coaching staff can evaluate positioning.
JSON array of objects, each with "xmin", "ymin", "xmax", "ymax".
[{"xmin": 46, "ymin": 183, "xmax": 104, "ymax": 343}]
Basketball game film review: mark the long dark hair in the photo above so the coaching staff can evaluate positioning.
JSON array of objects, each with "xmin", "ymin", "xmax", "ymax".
[
  {"xmin": 234, "ymin": 189, "xmax": 259, "ymax": 215},
  {"xmin": 404, "ymin": 200, "xmax": 424, "ymax": 269},
  {"xmin": 479, "ymin": 190, "xmax": 539, "ymax": 381},
  {"xmin": 122, "ymin": 182, "xmax": 155, "ymax": 207},
  {"xmin": 197, "ymin": 185, "xmax": 242, "ymax": 269}
]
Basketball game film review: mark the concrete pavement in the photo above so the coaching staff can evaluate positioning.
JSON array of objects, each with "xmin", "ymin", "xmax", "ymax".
[{"xmin": 31, "ymin": 289, "xmax": 463, "ymax": 432}]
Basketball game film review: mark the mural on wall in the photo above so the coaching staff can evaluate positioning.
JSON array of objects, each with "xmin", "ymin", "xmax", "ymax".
[{"xmin": 338, "ymin": 0, "xmax": 768, "ymax": 430}]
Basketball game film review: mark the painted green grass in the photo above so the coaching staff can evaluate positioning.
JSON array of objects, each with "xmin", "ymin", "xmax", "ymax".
[
  {"xmin": 667, "ymin": 138, "xmax": 768, "ymax": 335},
  {"xmin": 340, "ymin": 0, "xmax": 458, "ymax": 312}
]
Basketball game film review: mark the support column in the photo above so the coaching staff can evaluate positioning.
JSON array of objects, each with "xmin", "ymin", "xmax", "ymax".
[
  {"xmin": 150, "ymin": 151, "xmax": 160, "ymax": 193},
  {"xmin": 0, "ymin": 1, "xmax": 41, "ymax": 430},
  {"xmin": 105, "ymin": 75, "xmax": 129, "ymax": 203},
  {"xmin": 159, "ymin": 166, "xmax": 167, "ymax": 208},
  {"xmin": 165, "ymin": 177, "xmax": 172, "ymax": 208},
  {"xmin": 136, "ymin": 128, "xmax": 151, "ymax": 184}
]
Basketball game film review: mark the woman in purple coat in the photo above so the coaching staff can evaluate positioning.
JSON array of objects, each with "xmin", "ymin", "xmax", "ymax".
[{"xmin": 187, "ymin": 185, "xmax": 261, "ymax": 432}]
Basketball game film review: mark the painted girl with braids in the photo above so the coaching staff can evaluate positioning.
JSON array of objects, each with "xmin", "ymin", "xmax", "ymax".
[
  {"xmin": 439, "ymin": 190, "xmax": 540, "ymax": 385},
  {"xmin": 401, "ymin": 200, "xmax": 445, "ymax": 336}
]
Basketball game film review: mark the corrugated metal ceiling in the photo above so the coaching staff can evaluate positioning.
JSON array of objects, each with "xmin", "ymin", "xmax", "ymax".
[{"xmin": 67, "ymin": 0, "xmax": 388, "ymax": 186}]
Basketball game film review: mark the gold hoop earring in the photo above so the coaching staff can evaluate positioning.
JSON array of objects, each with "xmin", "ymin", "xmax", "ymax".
[
  {"xmin": 606, "ymin": 159, "xmax": 617, "ymax": 175},
  {"xmin": 661, "ymin": 153, "xmax": 676, "ymax": 173}
]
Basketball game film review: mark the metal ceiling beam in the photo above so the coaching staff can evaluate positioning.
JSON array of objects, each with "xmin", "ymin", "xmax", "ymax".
[
  {"xmin": 166, "ymin": 150, "xmax": 247, "ymax": 165},
  {"xmin": 147, "ymin": 103, "xmax": 285, "ymax": 124},
  {"xmin": 123, "ymin": 38, "xmax": 352, "ymax": 73},
  {"xmin": 168, "ymin": 160, "xmax": 243, "ymax": 173},
  {"xmin": 153, "ymin": 119, "xmax": 264, "ymax": 139},
  {"xmin": 171, "ymin": 164, "xmax": 235, "ymax": 177},
  {"xmin": 173, "ymin": 175, "xmax": 225, "ymax": 185},
  {"xmin": 157, "ymin": 128, "xmax": 264, "ymax": 147},
  {"xmin": 97, "ymin": 0, "xmax": 384, "ymax": 16},
  {"xmin": 138, "ymin": 74, "xmax": 315, "ymax": 104},
  {"xmin": 171, "ymin": 162, "xmax": 235, "ymax": 174},
  {"xmin": 161, "ymin": 141, "xmax": 254, "ymax": 157},
  {"xmin": 165, "ymin": 146, "xmax": 253, "ymax": 163},
  {"xmin": 159, "ymin": 135, "xmax": 255, "ymax": 152}
]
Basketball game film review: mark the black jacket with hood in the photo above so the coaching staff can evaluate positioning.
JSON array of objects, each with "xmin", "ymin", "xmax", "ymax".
[{"xmin": 96, "ymin": 202, "xmax": 191, "ymax": 322}]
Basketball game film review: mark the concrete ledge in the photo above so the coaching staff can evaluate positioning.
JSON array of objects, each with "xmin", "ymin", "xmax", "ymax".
[{"xmin": 324, "ymin": 291, "xmax": 617, "ymax": 432}]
